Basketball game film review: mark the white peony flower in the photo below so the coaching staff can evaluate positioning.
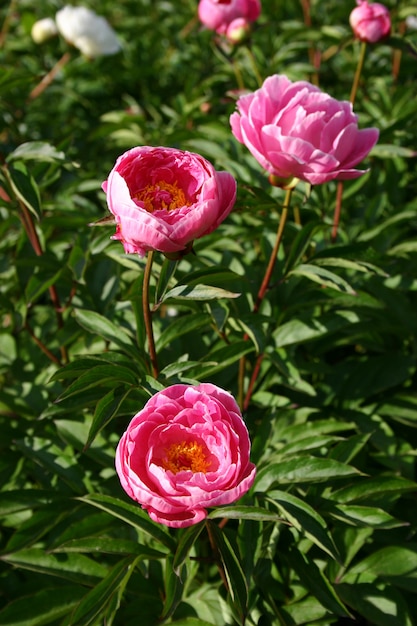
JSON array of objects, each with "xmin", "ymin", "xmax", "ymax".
[
  {"xmin": 406, "ymin": 15, "xmax": 417, "ymax": 31},
  {"xmin": 31, "ymin": 17, "xmax": 58, "ymax": 44},
  {"xmin": 55, "ymin": 5, "xmax": 121, "ymax": 58}
]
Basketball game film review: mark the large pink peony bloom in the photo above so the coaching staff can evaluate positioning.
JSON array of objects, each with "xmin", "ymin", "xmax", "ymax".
[
  {"xmin": 349, "ymin": 1, "xmax": 391, "ymax": 43},
  {"xmin": 115, "ymin": 384, "xmax": 256, "ymax": 528},
  {"xmin": 102, "ymin": 146, "xmax": 236, "ymax": 257},
  {"xmin": 230, "ymin": 74, "xmax": 379, "ymax": 187},
  {"xmin": 198, "ymin": 0, "xmax": 261, "ymax": 36}
]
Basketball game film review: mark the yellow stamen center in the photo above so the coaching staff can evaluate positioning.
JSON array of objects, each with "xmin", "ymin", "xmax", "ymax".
[
  {"xmin": 163, "ymin": 440, "xmax": 211, "ymax": 474},
  {"xmin": 135, "ymin": 181, "xmax": 189, "ymax": 213}
]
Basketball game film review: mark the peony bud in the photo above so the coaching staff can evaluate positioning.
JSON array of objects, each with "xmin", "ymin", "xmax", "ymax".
[
  {"xmin": 349, "ymin": 1, "xmax": 391, "ymax": 43},
  {"xmin": 31, "ymin": 18, "xmax": 58, "ymax": 44}
]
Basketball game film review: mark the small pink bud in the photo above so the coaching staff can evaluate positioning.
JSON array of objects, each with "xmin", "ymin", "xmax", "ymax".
[
  {"xmin": 349, "ymin": 1, "xmax": 391, "ymax": 43},
  {"xmin": 226, "ymin": 18, "xmax": 251, "ymax": 43}
]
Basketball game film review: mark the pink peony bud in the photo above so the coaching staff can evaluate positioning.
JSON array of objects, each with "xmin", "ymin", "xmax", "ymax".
[
  {"xmin": 102, "ymin": 146, "xmax": 237, "ymax": 257},
  {"xmin": 226, "ymin": 17, "xmax": 252, "ymax": 43},
  {"xmin": 115, "ymin": 384, "xmax": 256, "ymax": 528},
  {"xmin": 349, "ymin": 1, "xmax": 391, "ymax": 43},
  {"xmin": 198, "ymin": 0, "xmax": 261, "ymax": 36},
  {"xmin": 230, "ymin": 74, "xmax": 379, "ymax": 186}
]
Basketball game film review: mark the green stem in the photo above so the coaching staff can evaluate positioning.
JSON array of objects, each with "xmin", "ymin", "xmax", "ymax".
[
  {"xmin": 350, "ymin": 41, "xmax": 367, "ymax": 106},
  {"xmin": 333, "ymin": 41, "xmax": 367, "ymax": 243},
  {"xmin": 143, "ymin": 251, "xmax": 159, "ymax": 378},
  {"xmin": 253, "ymin": 188, "xmax": 292, "ymax": 313},
  {"xmin": 238, "ymin": 188, "xmax": 292, "ymax": 409}
]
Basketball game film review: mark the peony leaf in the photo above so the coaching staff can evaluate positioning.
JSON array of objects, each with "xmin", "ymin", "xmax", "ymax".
[
  {"xmin": 208, "ymin": 505, "xmax": 285, "ymax": 522},
  {"xmin": 255, "ymin": 457, "xmax": 363, "ymax": 492},
  {"xmin": 287, "ymin": 263, "xmax": 356, "ymax": 294},
  {"xmin": 207, "ymin": 521, "xmax": 248, "ymax": 622},
  {"xmin": 173, "ymin": 523, "xmax": 205, "ymax": 575},
  {"xmin": 68, "ymin": 556, "xmax": 141, "ymax": 626},
  {"xmin": 6, "ymin": 141, "xmax": 66, "ymax": 163},
  {"xmin": 287, "ymin": 548, "xmax": 350, "ymax": 618},
  {"xmin": 161, "ymin": 284, "xmax": 241, "ymax": 302},
  {"xmin": 0, "ymin": 586, "xmax": 84, "ymax": 626},
  {"xmin": 267, "ymin": 490, "xmax": 340, "ymax": 560},
  {"xmin": 78, "ymin": 494, "xmax": 175, "ymax": 551}
]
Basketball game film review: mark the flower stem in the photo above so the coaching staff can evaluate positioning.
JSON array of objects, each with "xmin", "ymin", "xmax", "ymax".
[
  {"xmin": 350, "ymin": 41, "xmax": 367, "ymax": 106},
  {"xmin": 28, "ymin": 52, "xmax": 71, "ymax": 101},
  {"xmin": 143, "ymin": 250, "xmax": 159, "ymax": 378},
  {"xmin": 238, "ymin": 188, "xmax": 292, "ymax": 408},
  {"xmin": 253, "ymin": 188, "xmax": 292, "ymax": 313},
  {"xmin": 333, "ymin": 41, "xmax": 367, "ymax": 242}
]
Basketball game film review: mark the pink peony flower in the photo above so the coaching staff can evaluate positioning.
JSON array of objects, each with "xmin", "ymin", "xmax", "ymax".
[
  {"xmin": 349, "ymin": 1, "xmax": 391, "ymax": 43},
  {"xmin": 115, "ymin": 383, "xmax": 256, "ymax": 528},
  {"xmin": 102, "ymin": 146, "xmax": 236, "ymax": 257},
  {"xmin": 198, "ymin": 0, "xmax": 261, "ymax": 36},
  {"xmin": 230, "ymin": 74, "xmax": 379, "ymax": 187}
]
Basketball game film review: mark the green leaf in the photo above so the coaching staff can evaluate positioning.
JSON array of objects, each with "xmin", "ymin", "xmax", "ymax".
[
  {"xmin": 156, "ymin": 313, "xmax": 211, "ymax": 351},
  {"xmin": 6, "ymin": 161, "xmax": 41, "ymax": 219},
  {"xmin": 69, "ymin": 555, "xmax": 140, "ymax": 626},
  {"xmin": 332, "ymin": 476, "xmax": 417, "ymax": 505},
  {"xmin": 51, "ymin": 537, "xmax": 166, "ymax": 559},
  {"xmin": 186, "ymin": 341, "xmax": 254, "ymax": 378},
  {"xmin": 207, "ymin": 521, "xmax": 248, "ymax": 621},
  {"xmin": 74, "ymin": 309, "xmax": 145, "ymax": 364},
  {"xmin": 6, "ymin": 141, "xmax": 66, "ymax": 163},
  {"xmin": 326, "ymin": 504, "xmax": 408, "ymax": 529},
  {"xmin": 267, "ymin": 490, "xmax": 339, "ymax": 560},
  {"xmin": 337, "ymin": 582, "xmax": 413, "ymax": 626},
  {"xmin": 287, "ymin": 263, "xmax": 356, "ymax": 294},
  {"xmin": 287, "ymin": 548, "xmax": 349, "ymax": 618},
  {"xmin": 173, "ymin": 522, "xmax": 205, "ymax": 574},
  {"xmin": 273, "ymin": 310, "xmax": 360, "ymax": 348},
  {"xmin": 56, "ymin": 365, "xmax": 138, "ymax": 401},
  {"xmin": 160, "ymin": 556, "xmax": 186, "ymax": 621},
  {"xmin": 0, "ymin": 586, "xmax": 84, "ymax": 626},
  {"xmin": 161, "ymin": 284, "xmax": 240, "ymax": 302},
  {"xmin": 85, "ymin": 387, "xmax": 132, "ymax": 449},
  {"xmin": 0, "ymin": 549, "xmax": 107, "ymax": 585},
  {"xmin": 255, "ymin": 457, "xmax": 362, "ymax": 492},
  {"xmin": 208, "ymin": 505, "xmax": 285, "ymax": 523},
  {"xmin": 78, "ymin": 494, "xmax": 175, "ymax": 551},
  {"xmin": 342, "ymin": 544, "xmax": 417, "ymax": 592},
  {"xmin": 25, "ymin": 267, "xmax": 63, "ymax": 304}
]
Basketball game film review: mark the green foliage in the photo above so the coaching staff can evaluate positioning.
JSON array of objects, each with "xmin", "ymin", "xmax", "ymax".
[{"xmin": 1, "ymin": 0, "xmax": 417, "ymax": 624}]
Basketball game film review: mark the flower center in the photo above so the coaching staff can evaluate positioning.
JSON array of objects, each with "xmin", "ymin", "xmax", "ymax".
[
  {"xmin": 163, "ymin": 440, "xmax": 211, "ymax": 474},
  {"xmin": 134, "ymin": 181, "xmax": 189, "ymax": 213}
]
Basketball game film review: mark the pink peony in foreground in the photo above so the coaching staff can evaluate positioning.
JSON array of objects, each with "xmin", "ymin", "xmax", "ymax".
[
  {"xmin": 198, "ymin": 0, "xmax": 261, "ymax": 39},
  {"xmin": 115, "ymin": 383, "xmax": 256, "ymax": 528},
  {"xmin": 349, "ymin": 1, "xmax": 391, "ymax": 43},
  {"xmin": 102, "ymin": 146, "xmax": 236, "ymax": 257},
  {"xmin": 230, "ymin": 74, "xmax": 379, "ymax": 187}
]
